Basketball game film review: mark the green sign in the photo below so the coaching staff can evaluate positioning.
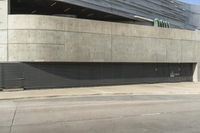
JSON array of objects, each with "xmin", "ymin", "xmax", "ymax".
[{"xmin": 154, "ymin": 19, "xmax": 170, "ymax": 28}]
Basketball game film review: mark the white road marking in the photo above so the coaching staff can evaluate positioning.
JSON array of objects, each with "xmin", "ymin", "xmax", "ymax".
[{"xmin": 141, "ymin": 113, "xmax": 161, "ymax": 116}]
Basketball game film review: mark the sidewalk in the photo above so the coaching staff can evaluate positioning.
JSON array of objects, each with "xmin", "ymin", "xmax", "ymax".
[{"xmin": 0, "ymin": 82, "xmax": 200, "ymax": 100}]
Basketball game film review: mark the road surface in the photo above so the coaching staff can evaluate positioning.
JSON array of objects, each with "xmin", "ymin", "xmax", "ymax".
[{"xmin": 1, "ymin": 95, "xmax": 200, "ymax": 133}]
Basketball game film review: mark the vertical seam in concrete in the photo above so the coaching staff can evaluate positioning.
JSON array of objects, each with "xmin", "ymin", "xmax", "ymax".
[
  {"xmin": 9, "ymin": 106, "xmax": 17, "ymax": 133},
  {"xmin": 7, "ymin": 0, "xmax": 9, "ymax": 61}
]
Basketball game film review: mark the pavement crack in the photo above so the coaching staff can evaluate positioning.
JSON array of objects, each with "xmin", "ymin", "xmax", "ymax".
[{"xmin": 9, "ymin": 106, "xmax": 17, "ymax": 133}]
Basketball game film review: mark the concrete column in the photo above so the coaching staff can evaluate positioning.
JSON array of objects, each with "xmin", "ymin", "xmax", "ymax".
[
  {"xmin": 0, "ymin": 0, "xmax": 8, "ymax": 61},
  {"xmin": 198, "ymin": 63, "xmax": 200, "ymax": 82},
  {"xmin": 0, "ymin": 0, "xmax": 8, "ymax": 29},
  {"xmin": 193, "ymin": 63, "xmax": 199, "ymax": 82}
]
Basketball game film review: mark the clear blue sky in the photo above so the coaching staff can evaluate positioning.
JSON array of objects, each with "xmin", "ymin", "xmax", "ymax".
[{"xmin": 180, "ymin": 0, "xmax": 200, "ymax": 5}]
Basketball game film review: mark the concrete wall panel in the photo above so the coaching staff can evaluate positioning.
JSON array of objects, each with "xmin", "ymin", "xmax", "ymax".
[
  {"xmin": 64, "ymin": 32, "xmax": 112, "ymax": 62},
  {"xmin": 8, "ymin": 31, "xmax": 112, "ymax": 62},
  {"xmin": 0, "ymin": 0, "xmax": 7, "ymax": 29},
  {"xmin": 112, "ymin": 36, "xmax": 152, "ymax": 62},
  {"xmin": 8, "ymin": 44, "xmax": 65, "ymax": 62},
  {"xmin": 0, "ymin": 30, "xmax": 7, "ymax": 43},
  {"xmin": 166, "ymin": 40, "xmax": 181, "ymax": 63},
  {"xmin": 198, "ymin": 63, "xmax": 200, "ymax": 82},
  {"xmin": 6, "ymin": 15, "xmax": 200, "ymax": 64},
  {"xmin": 181, "ymin": 41, "xmax": 196, "ymax": 62},
  {"xmin": 194, "ymin": 41, "xmax": 200, "ymax": 61},
  {"xmin": 0, "ymin": 44, "xmax": 7, "ymax": 61},
  {"xmin": 8, "ymin": 15, "xmax": 64, "ymax": 31},
  {"xmin": 0, "ymin": 0, "xmax": 7, "ymax": 62},
  {"xmin": 8, "ymin": 15, "xmax": 112, "ymax": 35},
  {"xmin": 111, "ymin": 23, "xmax": 198, "ymax": 41},
  {"xmin": 112, "ymin": 36, "xmax": 168, "ymax": 62},
  {"xmin": 8, "ymin": 30, "xmax": 65, "ymax": 45}
]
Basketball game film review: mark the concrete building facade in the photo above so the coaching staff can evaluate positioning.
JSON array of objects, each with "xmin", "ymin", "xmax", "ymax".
[{"xmin": 0, "ymin": 0, "xmax": 200, "ymax": 89}]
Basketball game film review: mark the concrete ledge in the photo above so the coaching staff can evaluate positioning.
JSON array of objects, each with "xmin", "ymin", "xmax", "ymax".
[{"xmin": 0, "ymin": 82, "xmax": 200, "ymax": 100}]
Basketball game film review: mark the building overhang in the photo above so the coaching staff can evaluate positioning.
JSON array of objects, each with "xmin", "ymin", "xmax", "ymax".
[{"xmin": 8, "ymin": 0, "xmax": 200, "ymax": 30}]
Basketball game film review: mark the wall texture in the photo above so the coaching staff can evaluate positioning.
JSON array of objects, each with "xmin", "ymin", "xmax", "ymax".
[
  {"xmin": 0, "ymin": 0, "xmax": 8, "ymax": 61},
  {"xmin": 7, "ymin": 15, "xmax": 200, "ymax": 63}
]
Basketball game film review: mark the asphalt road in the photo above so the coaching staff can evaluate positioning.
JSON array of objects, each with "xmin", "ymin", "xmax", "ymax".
[{"xmin": 1, "ymin": 95, "xmax": 200, "ymax": 133}]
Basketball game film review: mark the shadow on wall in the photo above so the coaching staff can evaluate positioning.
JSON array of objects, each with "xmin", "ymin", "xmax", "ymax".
[{"xmin": 0, "ymin": 63, "xmax": 193, "ymax": 89}]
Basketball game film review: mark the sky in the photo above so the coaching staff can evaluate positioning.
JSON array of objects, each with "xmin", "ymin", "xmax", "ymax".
[{"xmin": 180, "ymin": 0, "xmax": 200, "ymax": 5}]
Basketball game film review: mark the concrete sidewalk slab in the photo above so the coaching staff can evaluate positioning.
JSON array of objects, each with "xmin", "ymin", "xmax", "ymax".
[{"xmin": 0, "ymin": 82, "xmax": 200, "ymax": 100}]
